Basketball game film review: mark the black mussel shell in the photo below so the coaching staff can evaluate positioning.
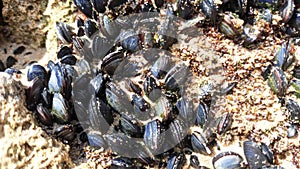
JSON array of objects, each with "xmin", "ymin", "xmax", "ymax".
[
  {"xmin": 27, "ymin": 64, "xmax": 47, "ymax": 81},
  {"xmin": 195, "ymin": 101, "xmax": 209, "ymax": 127},
  {"xmin": 91, "ymin": 35, "xmax": 110, "ymax": 59},
  {"xmin": 119, "ymin": 113, "xmax": 144, "ymax": 138},
  {"xmin": 176, "ymin": 97, "xmax": 196, "ymax": 126},
  {"xmin": 110, "ymin": 157, "xmax": 135, "ymax": 169},
  {"xmin": 89, "ymin": 95, "xmax": 113, "ymax": 133},
  {"xmin": 35, "ymin": 103, "xmax": 53, "ymax": 126},
  {"xmin": 105, "ymin": 82, "xmax": 133, "ymax": 114},
  {"xmin": 101, "ymin": 50, "xmax": 125, "ymax": 76},
  {"xmin": 91, "ymin": 0, "xmax": 106, "ymax": 13},
  {"xmin": 56, "ymin": 22, "xmax": 74, "ymax": 44},
  {"xmin": 212, "ymin": 151, "xmax": 243, "ymax": 169},
  {"xmin": 60, "ymin": 54, "xmax": 77, "ymax": 65},
  {"xmin": 164, "ymin": 62, "xmax": 190, "ymax": 92},
  {"xmin": 74, "ymin": 0, "xmax": 93, "ymax": 18},
  {"xmin": 243, "ymin": 141, "xmax": 269, "ymax": 169},
  {"xmin": 150, "ymin": 55, "xmax": 171, "ymax": 79},
  {"xmin": 4, "ymin": 68, "xmax": 22, "ymax": 75},
  {"xmin": 177, "ymin": 0, "xmax": 193, "ymax": 19},
  {"xmin": 57, "ymin": 46, "xmax": 73, "ymax": 59},
  {"xmin": 87, "ymin": 131, "xmax": 108, "ymax": 149},
  {"xmin": 52, "ymin": 93, "xmax": 70, "ymax": 123},
  {"xmin": 261, "ymin": 143, "xmax": 274, "ymax": 164},
  {"xmin": 190, "ymin": 155, "xmax": 199, "ymax": 168},
  {"xmin": 286, "ymin": 99, "xmax": 300, "ymax": 123},
  {"xmin": 191, "ymin": 131, "xmax": 211, "ymax": 155},
  {"xmin": 144, "ymin": 119, "xmax": 164, "ymax": 152},
  {"xmin": 26, "ymin": 78, "xmax": 45, "ymax": 110},
  {"xmin": 53, "ymin": 125, "xmax": 76, "ymax": 141},
  {"xmin": 201, "ymin": 0, "xmax": 217, "ymax": 24},
  {"xmin": 167, "ymin": 153, "xmax": 186, "ymax": 169},
  {"xmin": 84, "ymin": 19, "xmax": 98, "ymax": 37},
  {"xmin": 144, "ymin": 75, "xmax": 161, "ymax": 101},
  {"xmin": 217, "ymin": 112, "xmax": 232, "ymax": 135}
]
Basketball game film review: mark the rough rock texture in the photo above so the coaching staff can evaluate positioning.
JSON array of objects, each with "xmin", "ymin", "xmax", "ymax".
[{"xmin": 0, "ymin": 73, "xmax": 74, "ymax": 169}]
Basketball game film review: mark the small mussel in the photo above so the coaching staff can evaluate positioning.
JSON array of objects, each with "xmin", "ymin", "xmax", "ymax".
[
  {"xmin": 87, "ymin": 131, "xmax": 108, "ymax": 149},
  {"xmin": 167, "ymin": 153, "xmax": 186, "ymax": 169},
  {"xmin": 52, "ymin": 93, "xmax": 70, "ymax": 123},
  {"xmin": 110, "ymin": 157, "xmax": 135, "ymax": 169},
  {"xmin": 191, "ymin": 131, "xmax": 211, "ymax": 155},
  {"xmin": 267, "ymin": 66, "xmax": 288, "ymax": 97},
  {"xmin": 212, "ymin": 151, "xmax": 244, "ymax": 169},
  {"xmin": 53, "ymin": 124, "xmax": 76, "ymax": 142},
  {"xmin": 286, "ymin": 99, "xmax": 300, "ymax": 123},
  {"xmin": 195, "ymin": 101, "xmax": 209, "ymax": 127},
  {"xmin": 274, "ymin": 43, "xmax": 294, "ymax": 71},
  {"xmin": 35, "ymin": 103, "xmax": 53, "ymax": 126},
  {"xmin": 119, "ymin": 113, "xmax": 144, "ymax": 138},
  {"xmin": 190, "ymin": 155, "xmax": 200, "ymax": 168}
]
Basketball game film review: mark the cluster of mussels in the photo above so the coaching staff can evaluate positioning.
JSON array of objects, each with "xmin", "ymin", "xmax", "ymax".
[
  {"xmin": 263, "ymin": 41, "xmax": 300, "ymax": 138},
  {"xmin": 23, "ymin": 0, "xmax": 300, "ymax": 168}
]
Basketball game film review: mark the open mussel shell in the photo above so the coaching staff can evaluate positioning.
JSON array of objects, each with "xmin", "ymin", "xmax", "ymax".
[
  {"xmin": 52, "ymin": 93, "xmax": 70, "ymax": 123},
  {"xmin": 167, "ymin": 153, "xmax": 186, "ymax": 169},
  {"xmin": 243, "ymin": 141, "xmax": 270, "ymax": 169},
  {"xmin": 212, "ymin": 151, "xmax": 244, "ymax": 169}
]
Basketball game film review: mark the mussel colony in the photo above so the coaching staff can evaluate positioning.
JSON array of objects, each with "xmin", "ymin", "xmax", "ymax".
[{"xmin": 0, "ymin": 0, "xmax": 299, "ymax": 168}]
